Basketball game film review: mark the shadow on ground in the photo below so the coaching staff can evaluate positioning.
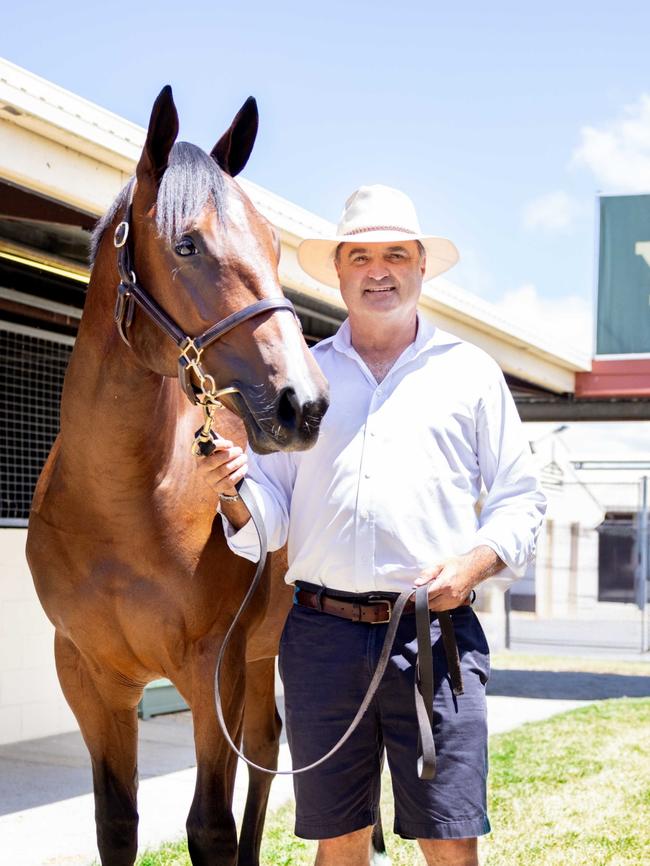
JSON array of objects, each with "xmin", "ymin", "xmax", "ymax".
[
  {"xmin": 0, "ymin": 713, "xmax": 197, "ymax": 815},
  {"xmin": 3, "ymin": 670, "xmax": 648, "ymax": 816},
  {"xmin": 487, "ymin": 668, "xmax": 650, "ymax": 701}
]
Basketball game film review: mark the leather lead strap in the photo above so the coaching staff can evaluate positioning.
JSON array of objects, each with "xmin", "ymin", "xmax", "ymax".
[
  {"xmin": 414, "ymin": 586, "xmax": 436, "ymax": 779},
  {"xmin": 440, "ymin": 612, "xmax": 464, "ymax": 696},
  {"xmin": 212, "ymin": 480, "xmax": 458, "ymax": 780},
  {"xmin": 213, "ymin": 501, "xmax": 415, "ymax": 777}
]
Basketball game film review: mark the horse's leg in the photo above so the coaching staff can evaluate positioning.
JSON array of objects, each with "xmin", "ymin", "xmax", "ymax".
[
  {"xmin": 181, "ymin": 637, "xmax": 246, "ymax": 866},
  {"xmin": 54, "ymin": 632, "xmax": 141, "ymax": 866},
  {"xmin": 238, "ymin": 656, "xmax": 282, "ymax": 866}
]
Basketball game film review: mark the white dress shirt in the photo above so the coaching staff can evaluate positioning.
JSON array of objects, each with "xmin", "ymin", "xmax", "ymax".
[{"xmin": 222, "ymin": 315, "xmax": 546, "ymax": 593}]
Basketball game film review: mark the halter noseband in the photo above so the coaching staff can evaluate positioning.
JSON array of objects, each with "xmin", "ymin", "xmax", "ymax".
[{"xmin": 112, "ymin": 180, "xmax": 298, "ymax": 409}]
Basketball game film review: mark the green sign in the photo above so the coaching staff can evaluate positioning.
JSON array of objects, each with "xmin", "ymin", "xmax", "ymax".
[{"xmin": 597, "ymin": 194, "xmax": 650, "ymax": 356}]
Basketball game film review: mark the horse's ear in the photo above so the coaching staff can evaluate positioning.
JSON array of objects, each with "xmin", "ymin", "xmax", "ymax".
[
  {"xmin": 136, "ymin": 85, "xmax": 179, "ymax": 190},
  {"xmin": 211, "ymin": 97, "xmax": 258, "ymax": 177}
]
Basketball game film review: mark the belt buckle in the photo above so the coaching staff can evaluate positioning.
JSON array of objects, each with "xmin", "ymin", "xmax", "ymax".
[{"xmin": 367, "ymin": 596, "xmax": 392, "ymax": 625}]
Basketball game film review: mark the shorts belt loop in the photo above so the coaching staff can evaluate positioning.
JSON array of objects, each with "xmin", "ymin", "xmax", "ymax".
[{"xmin": 315, "ymin": 586, "xmax": 325, "ymax": 611}]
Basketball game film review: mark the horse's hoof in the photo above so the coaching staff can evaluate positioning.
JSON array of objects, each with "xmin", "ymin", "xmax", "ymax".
[{"xmin": 371, "ymin": 851, "xmax": 392, "ymax": 866}]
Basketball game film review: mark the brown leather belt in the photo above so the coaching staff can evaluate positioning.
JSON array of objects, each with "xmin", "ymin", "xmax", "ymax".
[{"xmin": 295, "ymin": 584, "xmax": 470, "ymax": 624}]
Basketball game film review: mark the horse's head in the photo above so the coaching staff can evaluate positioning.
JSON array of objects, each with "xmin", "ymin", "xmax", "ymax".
[{"xmin": 108, "ymin": 86, "xmax": 329, "ymax": 454}]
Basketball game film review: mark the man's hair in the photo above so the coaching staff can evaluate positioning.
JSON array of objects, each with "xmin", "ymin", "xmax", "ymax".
[{"xmin": 334, "ymin": 239, "xmax": 426, "ymax": 263}]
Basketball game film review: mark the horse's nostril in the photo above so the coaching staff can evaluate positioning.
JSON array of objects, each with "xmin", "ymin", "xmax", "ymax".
[{"xmin": 277, "ymin": 387, "xmax": 302, "ymax": 429}]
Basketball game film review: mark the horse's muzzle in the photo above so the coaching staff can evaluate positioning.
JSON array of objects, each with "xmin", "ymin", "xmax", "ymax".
[{"xmin": 235, "ymin": 387, "xmax": 329, "ymax": 455}]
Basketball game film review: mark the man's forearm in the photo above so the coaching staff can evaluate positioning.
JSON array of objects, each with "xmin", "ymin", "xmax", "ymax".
[
  {"xmin": 220, "ymin": 497, "xmax": 251, "ymax": 531},
  {"xmin": 464, "ymin": 544, "xmax": 506, "ymax": 588}
]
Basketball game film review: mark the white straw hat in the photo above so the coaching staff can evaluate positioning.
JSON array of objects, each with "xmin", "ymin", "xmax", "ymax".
[{"xmin": 297, "ymin": 184, "xmax": 459, "ymax": 288}]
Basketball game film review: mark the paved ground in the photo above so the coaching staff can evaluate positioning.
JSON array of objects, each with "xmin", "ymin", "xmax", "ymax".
[
  {"xmin": 508, "ymin": 614, "xmax": 650, "ymax": 656},
  {"xmin": 1, "ymin": 663, "xmax": 648, "ymax": 866}
]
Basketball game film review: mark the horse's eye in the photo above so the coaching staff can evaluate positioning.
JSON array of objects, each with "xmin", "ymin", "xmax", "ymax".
[{"xmin": 175, "ymin": 237, "xmax": 197, "ymax": 256}]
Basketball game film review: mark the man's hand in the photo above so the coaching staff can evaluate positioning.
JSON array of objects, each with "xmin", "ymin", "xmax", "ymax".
[
  {"xmin": 414, "ymin": 545, "xmax": 506, "ymax": 612},
  {"xmin": 194, "ymin": 438, "xmax": 251, "ymax": 530},
  {"xmin": 194, "ymin": 438, "xmax": 248, "ymax": 496}
]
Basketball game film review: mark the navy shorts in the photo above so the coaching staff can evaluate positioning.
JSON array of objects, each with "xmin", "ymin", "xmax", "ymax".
[{"xmin": 278, "ymin": 601, "xmax": 491, "ymax": 841}]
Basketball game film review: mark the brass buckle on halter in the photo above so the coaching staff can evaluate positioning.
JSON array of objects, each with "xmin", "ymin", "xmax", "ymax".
[
  {"xmin": 191, "ymin": 403, "xmax": 218, "ymax": 457},
  {"xmin": 179, "ymin": 337, "xmax": 203, "ymax": 369}
]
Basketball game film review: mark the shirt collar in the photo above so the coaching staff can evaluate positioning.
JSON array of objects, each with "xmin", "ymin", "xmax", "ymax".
[{"xmin": 332, "ymin": 312, "xmax": 462, "ymax": 359}]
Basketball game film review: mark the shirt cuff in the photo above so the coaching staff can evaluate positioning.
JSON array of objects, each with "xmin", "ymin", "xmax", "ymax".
[
  {"xmin": 220, "ymin": 514, "xmax": 262, "ymax": 563},
  {"xmin": 468, "ymin": 533, "xmax": 528, "ymax": 580}
]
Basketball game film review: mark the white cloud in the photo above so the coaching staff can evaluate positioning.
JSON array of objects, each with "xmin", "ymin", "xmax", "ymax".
[
  {"xmin": 522, "ymin": 190, "xmax": 585, "ymax": 231},
  {"xmin": 572, "ymin": 94, "xmax": 650, "ymax": 192},
  {"xmin": 492, "ymin": 283, "xmax": 593, "ymax": 355}
]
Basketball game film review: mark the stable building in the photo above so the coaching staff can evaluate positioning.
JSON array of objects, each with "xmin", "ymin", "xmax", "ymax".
[{"xmin": 0, "ymin": 56, "xmax": 633, "ymax": 743}]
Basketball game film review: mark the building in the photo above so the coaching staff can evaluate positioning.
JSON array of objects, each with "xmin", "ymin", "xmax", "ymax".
[
  {"xmin": 522, "ymin": 431, "xmax": 649, "ymax": 621},
  {"xmin": 0, "ymin": 57, "xmax": 610, "ymax": 743}
]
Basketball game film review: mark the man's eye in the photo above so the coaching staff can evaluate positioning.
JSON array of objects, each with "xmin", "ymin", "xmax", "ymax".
[
  {"xmin": 353, "ymin": 256, "xmax": 368, "ymax": 264},
  {"xmin": 175, "ymin": 237, "xmax": 198, "ymax": 256}
]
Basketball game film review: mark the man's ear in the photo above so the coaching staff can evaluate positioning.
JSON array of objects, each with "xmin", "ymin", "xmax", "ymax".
[
  {"xmin": 418, "ymin": 244, "xmax": 427, "ymax": 277},
  {"xmin": 135, "ymin": 86, "xmax": 179, "ymax": 198},
  {"xmin": 211, "ymin": 96, "xmax": 258, "ymax": 177}
]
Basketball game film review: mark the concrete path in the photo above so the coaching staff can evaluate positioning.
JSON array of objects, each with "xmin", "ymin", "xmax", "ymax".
[
  {"xmin": 508, "ymin": 615, "xmax": 649, "ymax": 656},
  {"xmin": 1, "ymin": 667, "xmax": 648, "ymax": 866}
]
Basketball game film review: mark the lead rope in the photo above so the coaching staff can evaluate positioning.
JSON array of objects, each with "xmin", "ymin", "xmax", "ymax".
[{"xmin": 196, "ymin": 427, "xmax": 463, "ymax": 780}]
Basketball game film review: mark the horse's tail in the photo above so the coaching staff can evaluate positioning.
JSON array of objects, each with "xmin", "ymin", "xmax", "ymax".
[{"xmin": 371, "ymin": 808, "xmax": 391, "ymax": 866}]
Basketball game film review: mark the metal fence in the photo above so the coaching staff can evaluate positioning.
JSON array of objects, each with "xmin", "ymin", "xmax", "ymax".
[
  {"xmin": 505, "ymin": 477, "xmax": 650, "ymax": 655},
  {"xmin": 0, "ymin": 322, "xmax": 73, "ymax": 525}
]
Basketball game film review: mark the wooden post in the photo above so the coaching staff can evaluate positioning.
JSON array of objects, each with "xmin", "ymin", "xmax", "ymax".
[
  {"xmin": 541, "ymin": 519, "xmax": 554, "ymax": 618},
  {"xmin": 568, "ymin": 522, "xmax": 579, "ymax": 616}
]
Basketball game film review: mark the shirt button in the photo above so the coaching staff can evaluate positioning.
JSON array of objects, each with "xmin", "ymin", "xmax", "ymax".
[
  {"xmin": 364, "ymin": 472, "xmax": 371, "ymax": 479},
  {"xmin": 369, "ymin": 431, "xmax": 376, "ymax": 437}
]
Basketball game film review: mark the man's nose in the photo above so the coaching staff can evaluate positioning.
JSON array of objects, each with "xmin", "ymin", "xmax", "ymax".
[{"xmin": 367, "ymin": 261, "xmax": 390, "ymax": 280}]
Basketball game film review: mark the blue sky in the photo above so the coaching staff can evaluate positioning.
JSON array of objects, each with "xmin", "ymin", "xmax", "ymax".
[{"xmin": 3, "ymin": 1, "xmax": 650, "ymax": 354}]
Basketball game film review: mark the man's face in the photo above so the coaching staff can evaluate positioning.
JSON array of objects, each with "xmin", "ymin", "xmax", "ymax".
[{"xmin": 335, "ymin": 241, "xmax": 425, "ymax": 323}]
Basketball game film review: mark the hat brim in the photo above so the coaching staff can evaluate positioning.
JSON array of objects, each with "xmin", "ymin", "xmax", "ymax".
[{"xmin": 297, "ymin": 231, "xmax": 459, "ymax": 289}]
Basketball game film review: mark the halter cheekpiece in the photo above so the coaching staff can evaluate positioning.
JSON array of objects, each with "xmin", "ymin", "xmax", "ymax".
[{"xmin": 112, "ymin": 179, "xmax": 298, "ymax": 410}]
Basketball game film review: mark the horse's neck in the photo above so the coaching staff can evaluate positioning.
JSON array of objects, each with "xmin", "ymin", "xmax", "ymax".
[{"xmin": 58, "ymin": 253, "xmax": 193, "ymax": 491}]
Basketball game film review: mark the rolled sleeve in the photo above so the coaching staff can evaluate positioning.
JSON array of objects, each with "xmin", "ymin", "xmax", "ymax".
[
  {"xmin": 473, "ymin": 364, "xmax": 547, "ymax": 578},
  {"xmin": 221, "ymin": 448, "xmax": 296, "ymax": 563}
]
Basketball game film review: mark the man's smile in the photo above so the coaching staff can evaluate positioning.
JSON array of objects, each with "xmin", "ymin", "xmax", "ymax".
[{"xmin": 364, "ymin": 284, "xmax": 396, "ymax": 293}]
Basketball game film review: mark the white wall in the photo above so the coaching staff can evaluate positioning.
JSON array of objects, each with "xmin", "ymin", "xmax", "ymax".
[{"xmin": 0, "ymin": 529, "xmax": 77, "ymax": 744}]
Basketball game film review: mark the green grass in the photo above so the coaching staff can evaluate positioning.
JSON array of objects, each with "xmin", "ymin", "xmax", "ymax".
[
  {"xmin": 136, "ymin": 840, "xmax": 190, "ymax": 866},
  {"xmin": 482, "ymin": 698, "xmax": 650, "ymax": 865},
  {"xmin": 134, "ymin": 696, "xmax": 650, "ymax": 866}
]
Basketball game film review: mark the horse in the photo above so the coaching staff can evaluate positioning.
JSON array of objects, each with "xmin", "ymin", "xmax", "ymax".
[{"xmin": 25, "ymin": 86, "xmax": 329, "ymax": 866}]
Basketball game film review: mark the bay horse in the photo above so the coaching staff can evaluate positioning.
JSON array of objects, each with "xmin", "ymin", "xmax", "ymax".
[{"xmin": 26, "ymin": 86, "xmax": 329, "ymax": 866}]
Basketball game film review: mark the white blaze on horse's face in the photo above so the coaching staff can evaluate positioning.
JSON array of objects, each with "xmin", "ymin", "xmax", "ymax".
[
  {"xmin": 126, "ymin": 86, "xmax": 329, "ymax": 453},
  {"xmin": 181, "ymin": 177, "xmax": 329, "ymax": 453},
  {"xmin": 335, "ymin": 240, "xmax": 425, "ymax": 328}
]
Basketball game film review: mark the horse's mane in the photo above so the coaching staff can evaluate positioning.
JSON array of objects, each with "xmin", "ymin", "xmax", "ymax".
[{"xmin": 90, "ymin": 141, "xmax": 226, "ymax": 265}]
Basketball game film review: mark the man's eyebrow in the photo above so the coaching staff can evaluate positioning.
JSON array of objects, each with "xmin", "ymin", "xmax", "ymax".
[{"xmin": 345, "ymin": 245, "xmax": 410, "ymax": 258}]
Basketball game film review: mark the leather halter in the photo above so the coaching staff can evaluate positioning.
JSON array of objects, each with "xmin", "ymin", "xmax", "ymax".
[{"xmin": 112, "ymin": 180, "xmax": 298, "ymax": 407}]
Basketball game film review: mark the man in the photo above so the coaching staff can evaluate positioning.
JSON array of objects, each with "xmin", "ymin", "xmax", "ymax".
[{"xmin": 197, "ymin": 185, "xmax": 546, "ymax": 866}]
